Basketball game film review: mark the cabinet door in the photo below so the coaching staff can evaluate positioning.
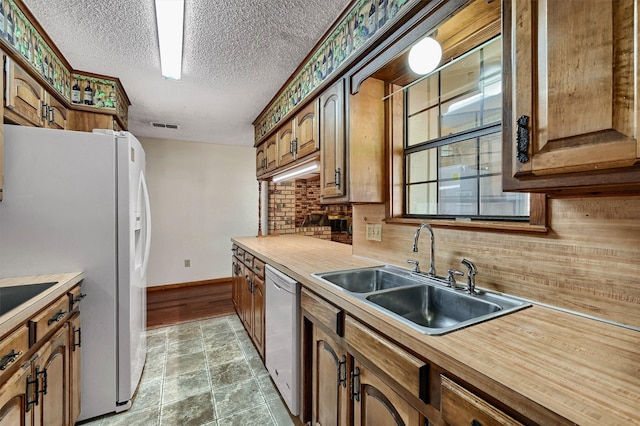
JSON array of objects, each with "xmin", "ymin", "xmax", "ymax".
[
  {"xmin": 232, "ymin": 257, "xmax": 242, "ymax": 312},
  {"xmin": 67, "ymin": 110, "xmax": 115, "ymax": 132},
  {"xmin": 311, "ymin": 326, "xmax": 350, "ymax": 426},
  {"xmin": 240, "ymin": 266, "xmax": 252, "ymax": 333},
  {"xmin": 320, "ymin": 79, "xmax": 346, "ymax": 199},
  {"xmin": 34, "ymin": 325, "xmax": 69, "ymax": 426},
  {"xmin": 256, "ymin": 143, "xmax": 267, "ymax": 177},
  {"xmin": 352, "ymin": 358, "xmax": 421, "ymax": 426},
  {"xmin": 0, "ymin": 360, "xmax": 33, "ymax": 426},
  {"xmin": 504, "ymin": 0, "xmax": 640, "ymax": 191},
  {"xmin": 265, "ymin": 134, "xmax": 278, "ymax": 172},
  {"xmin": 68, "ymin": 313, "xmax": 81, "ymax": 426},
  {"xmin": 278, "ymin": 120, "xmax": 296, "ymax": 167},
  {"xmin": 251, "ymin": 275, "xmax": 265, "ymax": 359},
  {"xmin": 295, "ymin": 100, "xmax": 320, "ymax": 159},
  {"xmin": 5, "ymin": 59, "xmax": 45, "ymax": 127}
]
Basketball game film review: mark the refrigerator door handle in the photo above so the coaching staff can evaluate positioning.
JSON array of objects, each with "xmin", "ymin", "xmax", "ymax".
[{"xmin": 140, "ymin": 171, "xmax": 152, "ymax": 279}]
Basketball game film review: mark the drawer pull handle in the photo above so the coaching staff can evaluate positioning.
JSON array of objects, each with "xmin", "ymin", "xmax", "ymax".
[
  {"xmin": 72, "ymin": 293, "xmax": 87, "ymax": 304},
  {"xmin": 0, "ymin": 349, "xmax": 23, "ymax": 370},
  {"xmin": 37, "ymin": 366, "xmax": 48, "ymax": 396},
  {"xmin": 471, "ymin": 420, "xmax": 482, "ymax": 426},
  {"xmin": 47, "ymin": 310, "xmax": 67, "ymax": 325}
]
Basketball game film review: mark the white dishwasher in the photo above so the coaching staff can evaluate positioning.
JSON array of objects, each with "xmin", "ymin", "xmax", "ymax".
[{"xmin": 265, "ymin": 265, "xmax": 300, "ymax": 415}]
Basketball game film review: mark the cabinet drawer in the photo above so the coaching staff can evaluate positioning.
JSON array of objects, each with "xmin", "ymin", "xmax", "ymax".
[
  {"xmin": 29, "ymin": 294, "xmax": 70, "ymax": 345},
  {"xmin": 67, "ymin": 285, "xmax": 86, "ymax": 311},
  {"xmin": 237, "ymin": 247, "xmax": 245, "ymax": 260},
  {"xmin": 0, "ymin": 326, "xmax": 29, "ymax": 379},
  {"xmin": 441, "ymin": 376, "xmax": 523, "ymax": 426},
  {"xmin": 252, "ymin": 258, "xmax": 265, "ymax": 278},
  {"xmin": 243, "ymin": 251, "xmax": 254, "ymax": 268},
  {"xmin": 301, "ymin": 288, "xmax": 343, "ymax": 336},
  {"xmin": 345, "ymin": 315, "xmax": 428, "ymax": 403}
]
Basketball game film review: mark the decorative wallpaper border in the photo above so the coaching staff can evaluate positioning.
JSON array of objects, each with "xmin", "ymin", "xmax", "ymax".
[
  {"xmin": 1, "ymin": 0, "xmax": 70, "ymax": 98},
  {"xmin": 71, "ymin": 73, "xmax": 129, "ymax": 127},
  {"xmin": 254, "ymin": 0, "xmax": 419, "ymax": 143}
]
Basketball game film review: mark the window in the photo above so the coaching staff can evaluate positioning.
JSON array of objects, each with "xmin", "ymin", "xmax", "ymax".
[{"xmin": 404, "ymin": 37, "xmax": 529, "ymax": 220}]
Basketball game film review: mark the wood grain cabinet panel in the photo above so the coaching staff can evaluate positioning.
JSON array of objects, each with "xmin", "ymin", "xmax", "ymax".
[
  {"xmin": 0, "ymin": 359, "xmax": 32, "ymax": 426},
  {"xmin": 0, "ymin": 326, "xmax": 29, "ymax": 381},
  {"xmin": 320, "ymin": 79, "xmax": 346, "ymax": 199},
  {"xmin": 33, "ymin": 325, "xmax": 69, "ymax": 426},
  {"xmin": 265, "ymin": 135, "xmax": 278, "ymax": 172},
  {"xmin": 5, "ymin": 58, "xmax": 45, "ymax": 128},
  {"xmin": 301, "ymin": 288, "xmax": 343, "ymax": 336},
  {"xmin": 256, "ymin": 143, "xmax": 266, "ymax": 177},
  {"xmin": 294, "ymin": 101, "xmax": 319, "ymax": 159},
  {"xmin": 504, "ymin": 0, "xmax": 640, "ymax": 192},
  {"xmin": 278, "ymin": 120, "xmax": 296, "ymax": 167},
  {"xmin": 441, "ymin": 376, "xmax": 523, "ymax": 426}
]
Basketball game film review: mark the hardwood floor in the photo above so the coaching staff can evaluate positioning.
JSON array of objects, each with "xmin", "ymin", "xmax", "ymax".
[{"xmin": 147, "ymin": 278, "xmax": 234, "ymax": 328}]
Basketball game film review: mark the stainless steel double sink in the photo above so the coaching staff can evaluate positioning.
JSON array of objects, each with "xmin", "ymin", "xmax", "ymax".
[{"xmin": 312, "ymin": 265, "xmax": 530, "ymax": 335}]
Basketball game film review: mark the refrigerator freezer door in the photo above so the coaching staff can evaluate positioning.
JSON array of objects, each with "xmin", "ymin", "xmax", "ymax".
[{"xmin": 116, "ymin": 132, "xmax": 148, "ymax": 408}]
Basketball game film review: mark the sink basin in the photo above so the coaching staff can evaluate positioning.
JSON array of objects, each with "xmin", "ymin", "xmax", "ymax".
[
  {"xmin": 366, "ymin": 285, "xmax": 501, "ymax": 329},
  {"xmin": 312, "ymin": 266, "xmax": 530, "ymax": 335},
  {"xmin": 0, "ymin": 282, "xmax": 58, "ymax": 316},
  {"xmin": 313, "ymin": 266, "xmax": 417, "ymax": 293}
]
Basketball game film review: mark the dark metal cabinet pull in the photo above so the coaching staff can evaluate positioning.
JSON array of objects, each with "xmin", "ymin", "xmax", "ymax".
[
  {"xmin": 0, "ymin": 349, "xmax": 22, "ymax": 370},
  {"xmin": 471, "ymin": 420, "xmax": 482, "ymax": 426},
  {"xmin": 334, "ymin": 168, "xmax": 341, "ymax": 189},
  {"xmin": 26, "ymin": 372, "xmax": 39, "ymax": 411},
  {"xmin": 37, "ymin": 366, "xmax": 47, "ymax": 396},
  {"xmin": 47, "ymin": 309, "xmax": 67, "ymax": 325},
  {"xmin": 338, "ymin": 355, "xmax": 347, "ymax": 388},
  {"xmin": 72, "ymin": 293, "xmax": 87, "ymax": 304},
  {"xmin": 516, "ymin": 115, "xmax": 530, "ymax": 163},
  {"xmin": 350, "ymin": 367, "xmax": 360, "ymax": 401},
  {"xmin": 73, "ymin": 326, "xmax": 82, "ymax": 351}
]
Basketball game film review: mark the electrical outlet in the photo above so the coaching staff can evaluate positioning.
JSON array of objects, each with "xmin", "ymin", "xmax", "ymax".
[
  {"xmin": 184, "ymin": 259, "xmax": 191, "ymax": 267},
  {"xmin": 366, "ymin": 224, "xmax": 382, "ymax": 241}
]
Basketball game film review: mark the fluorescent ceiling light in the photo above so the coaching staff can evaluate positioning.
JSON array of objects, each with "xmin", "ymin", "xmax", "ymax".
[
  {"xmin": 272, "ymin": 161, "xmax": 321, "ymax": 183},
  {"xmin": 155, "ymin": 0, "xmax": 184, "ymax": 81}
]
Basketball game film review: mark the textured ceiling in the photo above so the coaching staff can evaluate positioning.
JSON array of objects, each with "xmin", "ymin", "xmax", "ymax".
[{"xmin": 23, "ymin": 0, "xmax": 350, "ymax": 147}]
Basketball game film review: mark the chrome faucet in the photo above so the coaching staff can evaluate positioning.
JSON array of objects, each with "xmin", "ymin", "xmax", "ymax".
[
  {"xmin": 412, "ymin": 223, "xmax": 435, "ymax": 276},
  {"xmin": 460, "ymin": 258, "xmax": 478, "ymax": 294}
]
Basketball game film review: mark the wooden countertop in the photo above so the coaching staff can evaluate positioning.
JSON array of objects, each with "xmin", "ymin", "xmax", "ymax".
[
  {"xmin": 0, "ymin": 272, "xmax": 84, "ymax": 337},
  {"xmin": 232, "ymin": 235, "xmax": 640, "ymax": 425}
]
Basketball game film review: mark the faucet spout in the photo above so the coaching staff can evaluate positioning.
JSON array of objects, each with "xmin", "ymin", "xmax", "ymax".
[
  {"xmin": 461, "ymin": 258, "xmax": 478, "ymax": 294},
  {"xmin": 412, "ymin": 223, "xmax": 436, "ymax": 276}
]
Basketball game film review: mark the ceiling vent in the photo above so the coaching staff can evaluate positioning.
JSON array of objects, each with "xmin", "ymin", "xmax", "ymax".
[{"xmin": 150, "ymin": 121, "xmax": 180, "ymax": 129}]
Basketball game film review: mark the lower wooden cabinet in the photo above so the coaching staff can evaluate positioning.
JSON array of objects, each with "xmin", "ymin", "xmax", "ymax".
[
  {"xmin": 0, "ymin": 283, "xmax": 82, "ymax": 426},
  {"xmin": 230, "ymin": 246, "xmax": 265, "ymax": 359},
  {"xmin": 353, "ymin": 358, "xmax": 422, "ymax": 426},
  {"xmin": 310, "ymin": 326, "xmax": 350, "ymax": 426},
  {"xmin": 302, "ymin": 289, "xmax": 426, "ymax": 426}
]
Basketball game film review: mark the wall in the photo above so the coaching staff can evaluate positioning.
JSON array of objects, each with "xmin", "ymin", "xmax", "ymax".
[
  {"xmin": 140, "ymin": 137, "xmax": 257, "ymax": 287},
  {"xmin": 352, "ymin": 196, "xmax": 640, "ymax": 329}
]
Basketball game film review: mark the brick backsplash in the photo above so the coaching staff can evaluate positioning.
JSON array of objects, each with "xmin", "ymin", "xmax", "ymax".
[{"xmin": 268, "ymin": 177, "xmax": 352, "ymax": 244}]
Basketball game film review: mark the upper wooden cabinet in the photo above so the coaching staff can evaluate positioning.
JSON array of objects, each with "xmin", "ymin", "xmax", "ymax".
[
  {"xmin": 277, "ymin": 101, "xmax": 320, "ymax": 168},
  {"xmin": 5, "ymin": 57, "xmax": 46, "ymax": 127},
  {"xmin": 503, "ymin": 0, "xmax": 640, "ymax": 192},
  {"xmin": 320, "ymin": 77, "xmax": 385, "ymax": 203}
]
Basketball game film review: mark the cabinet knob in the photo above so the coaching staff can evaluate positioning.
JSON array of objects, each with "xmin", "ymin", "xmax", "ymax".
[{"xmin": 516, "ymin": 115, "xmax": 530, "ymax": 163}]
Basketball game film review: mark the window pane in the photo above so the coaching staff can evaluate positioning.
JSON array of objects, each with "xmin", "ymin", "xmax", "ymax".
[
  {"xmin": 479, "ymin": 175, "xmax": 529, "ymax": 216},
  {"xmin": 479, "ymin": 133, "xmax": 501, "ymax": 175},
  {"xmin": 408, "ymin": 107, "xmax": 439, "ymax": 146},
  {"xmin": 408, "ymin": 75, "xmax": 439, "ymax": 114},
  {"xmin": 441, "ymin": 50, "xmax": 480, "ymax": 102},
  {"xmin": 441, "ymin": 91, "xmax": 483, "ymax": 135},
  {"xmin": 408, "ymin": 183, "xmax": 437, "ymax": 215},
  {"xmin": 439, "ymin": 139, "xmax": 477, "ymax": 172},
  {"xmin": 407, "ymin": 150, "xmax": 437, "ymax": 183},
  {"xmin": 438, "ymin": 177, "xmax": 477, "ymax": 216}
]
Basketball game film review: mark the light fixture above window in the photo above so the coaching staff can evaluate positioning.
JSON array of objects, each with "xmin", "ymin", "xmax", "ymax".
[
  {"xmin": 408, "ymin": 36, "xmax": 442, "ymax": 75},
  {"xmin": 154, "ymin": 0, "xmax": 185, "ymax": 81}
]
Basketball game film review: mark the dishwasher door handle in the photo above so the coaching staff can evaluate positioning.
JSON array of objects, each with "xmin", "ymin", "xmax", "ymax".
[{"xmin": 272, "ymin": 282, "xmax": 285, "ymax": 291}]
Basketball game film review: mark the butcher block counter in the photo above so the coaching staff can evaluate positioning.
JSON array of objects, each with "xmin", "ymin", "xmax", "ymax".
[
  {"xmin": 0, "ymin": 272, "xmax": 84, "ymax": 336},
  {"xmin": 232, "ymin": 235, "xmax": 639, "ymax": 425}
]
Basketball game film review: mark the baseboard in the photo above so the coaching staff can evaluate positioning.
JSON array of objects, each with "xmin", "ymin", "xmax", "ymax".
[{"xmin": 147, "ymin": 278, "xmax": 234, "ymax": 329}]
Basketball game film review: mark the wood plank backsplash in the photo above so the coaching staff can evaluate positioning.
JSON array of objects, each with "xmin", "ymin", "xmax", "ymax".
[{"xmin": 352, "ymin": 196, "xmax": 640, "ymax": 329}]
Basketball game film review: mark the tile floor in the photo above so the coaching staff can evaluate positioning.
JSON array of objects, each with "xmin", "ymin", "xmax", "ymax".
[{"xmin": 79, "ymin": 314, "xmax": 296, "ymax": 426}]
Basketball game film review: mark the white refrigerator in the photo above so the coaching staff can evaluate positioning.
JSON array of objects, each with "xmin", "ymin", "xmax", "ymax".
[{"xmin": 0, "ymin": 124, "xmax": 151, "ymax": 421}]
